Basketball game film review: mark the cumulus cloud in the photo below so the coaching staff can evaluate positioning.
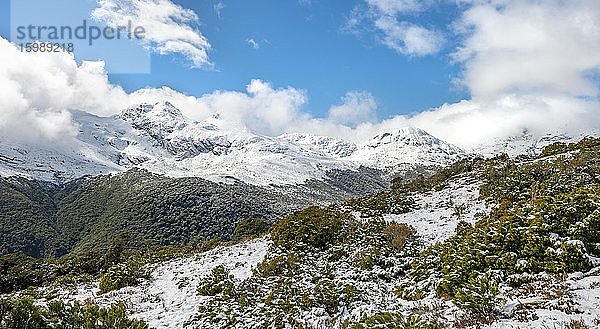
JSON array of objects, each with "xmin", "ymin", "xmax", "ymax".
[
  {"xmin": 328, "ymin": 91, "xmax": 377, "ymax": 127},
  {"xmin": 406, "ymin": 0, "xmax": 600, "ymax": 148},
  {"xmin": 408, "ymin": 95, "xmax": 600, "ymax": 149},
  {"xmin": 0, "ymin": 38, "xmax": 116, "ymax": 143},
  {"xmin": 0, "ymin": 36, "xmax": 312, "ymax": 140},
  {"xmin": 92, "ymin": 0, "xmax": 212, "ymax": 68},
  {"xmin": 307, "ymin": 0, "xmax": 600, "ymax": 146},
  {"xmin": 2, "ymin": 0, "xmax": 600, "ymax": 153},
  {"xmin": 196, "ymin": 80, "xmax": 308, "ymax": 135},
  {"xmin": 346, "ymin": 0, "xmax": 443, "ymax": 56},
  {"xmin": 0, "ymin": 36, "xmax": 212, "ymax": 143},
  {"xmin": 375, "ymin": 17, "xmax": 444, "ymax": 56},
  {"xmin": 454, "ymin": 0, "xmax": 600, "ymax": 98}
]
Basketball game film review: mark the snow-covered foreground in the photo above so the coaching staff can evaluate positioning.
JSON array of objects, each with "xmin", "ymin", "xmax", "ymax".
[
  {"xmin": 57, "ymin": 238, "xmax": 269, "ymax": 329},
  {"xmin": 489, "ymin": 268, "xmax": 600, "ymax": 328},
  {"xmin": 386, "ymin": 175, "xmax": 489, "ymax": 244},
  {"xmin": 41, "ymin": 179, "xmax": 600, "ymax": 328}
]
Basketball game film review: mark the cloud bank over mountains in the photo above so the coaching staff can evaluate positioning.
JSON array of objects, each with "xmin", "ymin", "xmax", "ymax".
[{"xmin": 1, "ymin": 0, "xmax": 599, "ymax": 151}]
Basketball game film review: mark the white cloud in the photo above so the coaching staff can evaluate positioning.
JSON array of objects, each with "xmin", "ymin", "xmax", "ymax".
[
  {"xmin": 366, "ymin": 0, "xmax": 424, "ymax": 15},
  {"xmin": 454, "ymin": 0, "xmax": 600, "ymax": 98},
  {"xmin": 408, "ymin": 95, "xmax": 600, "ymax": 149},
  {"xmin": 375, "ymin": 16, "xmax": 444, "ymax": 56},
  {"xmin": 0, "ymin": 39, "xmax": 116, "ymax": 142},
  {"xmin": 328, "ymin": 91, "xmax": 377, "ymax": 127},
  {"xmin": 0, "ymin": 37, "xmax": 309, "ymax": 141},
  {"xmin": 3, "ymin": 0, "xmax": 600, "ymax": 158},
  {"xmin": 246, "ymin": 38, "xmax": 260, "ymax": 49},
  {"xmin": 92, "ymin": 0, "xmax": 212, "ymax": 68},
  {"xmin": 213, "ymin": 2, "xmax": 226, "ymax": 20},
  {"xmin": 196, "ymin": 80, "xmax": 308, "ymax": 136},
  {"xmin": 0, "ymin": 37, "xmax": 212, "ymax": 143},
  {"xmin": 287, "ymin": 94, "xmax": 599, "ymax": 150},
  {"xmin": 347, "ymin": 0, "xmax": 444, "ymax": 56}
]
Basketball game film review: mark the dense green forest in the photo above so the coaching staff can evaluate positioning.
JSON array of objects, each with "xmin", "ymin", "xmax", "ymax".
[{"xmin": 0, "ymin": 168, "xmax": 304, "ymax": 259}]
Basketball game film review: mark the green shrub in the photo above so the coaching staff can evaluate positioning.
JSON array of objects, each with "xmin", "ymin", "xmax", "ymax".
[
  {"xmin": 351, "ymin": 312, "xmax": 441, "ymax": 329},
  {"xmin": 539, "ymin": 137, "xmax": 600, "ymax": 158},
  {"xmin": 0, "ymin": 253, "xmax": 56, "ymax": 294},
  {"xmin": 383, "ymin": 223, "xmax": 415, "ymax": 250},
  {"xmin": 432, "ymin": 188, "xmax": 597, "ymax": 300},
  {"xmin": 256, "ymin": 253, "xmax": 299, "ymax": 277},
  {"xmin": 539, "ymin": 142, "xmax": 569, "ymax": 157},
  {"xmin": 0, "ymin": 297, "xmax": 46, "ymax": 328},
  {"xmin": 395, "ymin": 284, "xmax": 426, "ymax": 301},
  {"xmin": 392, "ymin": 156, "xmax": 487, "ymax": 192},
  {"xmin": 402, "ymin": 137, "xmax": 600, "ymax": 318},
  {"xmin": 313, "ymin": 279, "xmax": 339, "ymax": 315},
  {"xmin": 197, "ymin": 265, "xmax": 235, "ymax": 297},
  {"xmin": 99, "ymin": 259, "xmax": 148, "ymax": 294},
  {"xmin": 0, "ymin": 297, "xmax": 147, "ymax": 329},
  {"xmin": 270, "ymin": 207, "xmax": 350, "ymax": 251},
  {"xmin": 348, "ymin": 192, "xmax": 415, "ymax": 217},
  {"xmin": 453, "ymin": 272, "xmax": 500, "ymax": 322},
  {"xmin": 231, "ymin": 218, "xmax": 270, "ymax": 242}
]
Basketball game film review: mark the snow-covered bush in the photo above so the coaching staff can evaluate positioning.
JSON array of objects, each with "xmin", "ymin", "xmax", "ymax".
[
  {"xmin": 0, "ymin": 297, "xmax": 147, "ymax": 328},
  {"xmin": 197, "ymin": 265, "xmax": 235, "ymax": 297},
  {"xmin": 99, "ymin": 259, "xmax": 148, "ymax": 294}
]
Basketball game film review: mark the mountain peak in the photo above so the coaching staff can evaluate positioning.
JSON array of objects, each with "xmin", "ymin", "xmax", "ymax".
[
  {"xmin": 119, "ymin": 101, "xmax": 185, "ymax": 122},
  {"xmin": 366, "ymin": 126, "xmax": 442, "ymax": 148},
  {"xmin": 117, "ymin": 101, "xmax": 187, "ymax": 135},
  {"xmin": 353, "ymin": 126, "xmax": 464, "ymax": 169}
]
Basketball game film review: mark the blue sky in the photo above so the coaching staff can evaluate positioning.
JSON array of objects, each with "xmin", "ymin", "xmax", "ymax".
[
  {"xmin": 0, "ymin": 0, "xmax": 468, "ymax": 119},
  {"xmin": 2, "ymin": 0, "xmax": 599, "ymax": 148}
]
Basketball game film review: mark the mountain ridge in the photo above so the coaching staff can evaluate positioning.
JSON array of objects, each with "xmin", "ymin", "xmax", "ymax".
[
  {"xmin": 0, "ymin": 101, "xmax": 466, "ymax": 186},
  {"xmin": 0, "ymin": 101, "xmax": 588, "ymax": 187}
]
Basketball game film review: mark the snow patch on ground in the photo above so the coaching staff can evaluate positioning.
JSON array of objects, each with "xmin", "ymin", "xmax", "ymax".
[
  {"xmin": 489, "ymin": 268, "xmax": 600, "ymax": 328},
  {"xmin": 57, "ymin": 238, "xmax": 269, "ymax": 329},
  {"xmin": 386, "ymin": 176, "xmax": 489, "ymax": 244}
]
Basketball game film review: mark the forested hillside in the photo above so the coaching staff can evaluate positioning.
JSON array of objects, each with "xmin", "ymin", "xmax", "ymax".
[{"xmin": 1, "ymin": 138, "xmax": 600, "ymax": 328}]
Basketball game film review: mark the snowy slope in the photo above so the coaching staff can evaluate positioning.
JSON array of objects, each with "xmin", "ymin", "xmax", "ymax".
[
  {"xmin": 468, "ymin": 129, "xmax": 598, "ymax": 158},
  {"xmin": 385, "ymin": 175, "xmax": 488, "ymax": 244},
  {"xmin": 0, "ymin": 102, "xmax": 467, "ymax": 186},
  {"xmin": 56, "ymin": 238, "xmax": 270, "ymax": 329},
  {"xmin": 33, "ymin": 176, "xmax": 600, "ymax": 329},
  {"xmin": 0, "ymin": 102, "xmax": 360, "ymax": 185},
  {"xmin": 2, "ymin": 101, "xmax": 590, "ymax": 186},
  {"xmin": 350, "ymin": 127, "xmax": 464, "ymax": 170}
]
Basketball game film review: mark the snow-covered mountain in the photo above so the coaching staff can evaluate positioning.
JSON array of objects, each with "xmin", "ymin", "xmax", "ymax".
[
  {"xmin": 468, "ymin": 129, "xmax": 577, "ymax": 157},
  {"xmin": 6, "ymin": 101, "xmax": 587, "ymax": 186},
  {"xmin": 350, "ymin": 127, "xmax": 465, "ymax": 169},
  {"xmin": 0, "ymin": 101, "xmax": 468, "ymax": 185}
]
